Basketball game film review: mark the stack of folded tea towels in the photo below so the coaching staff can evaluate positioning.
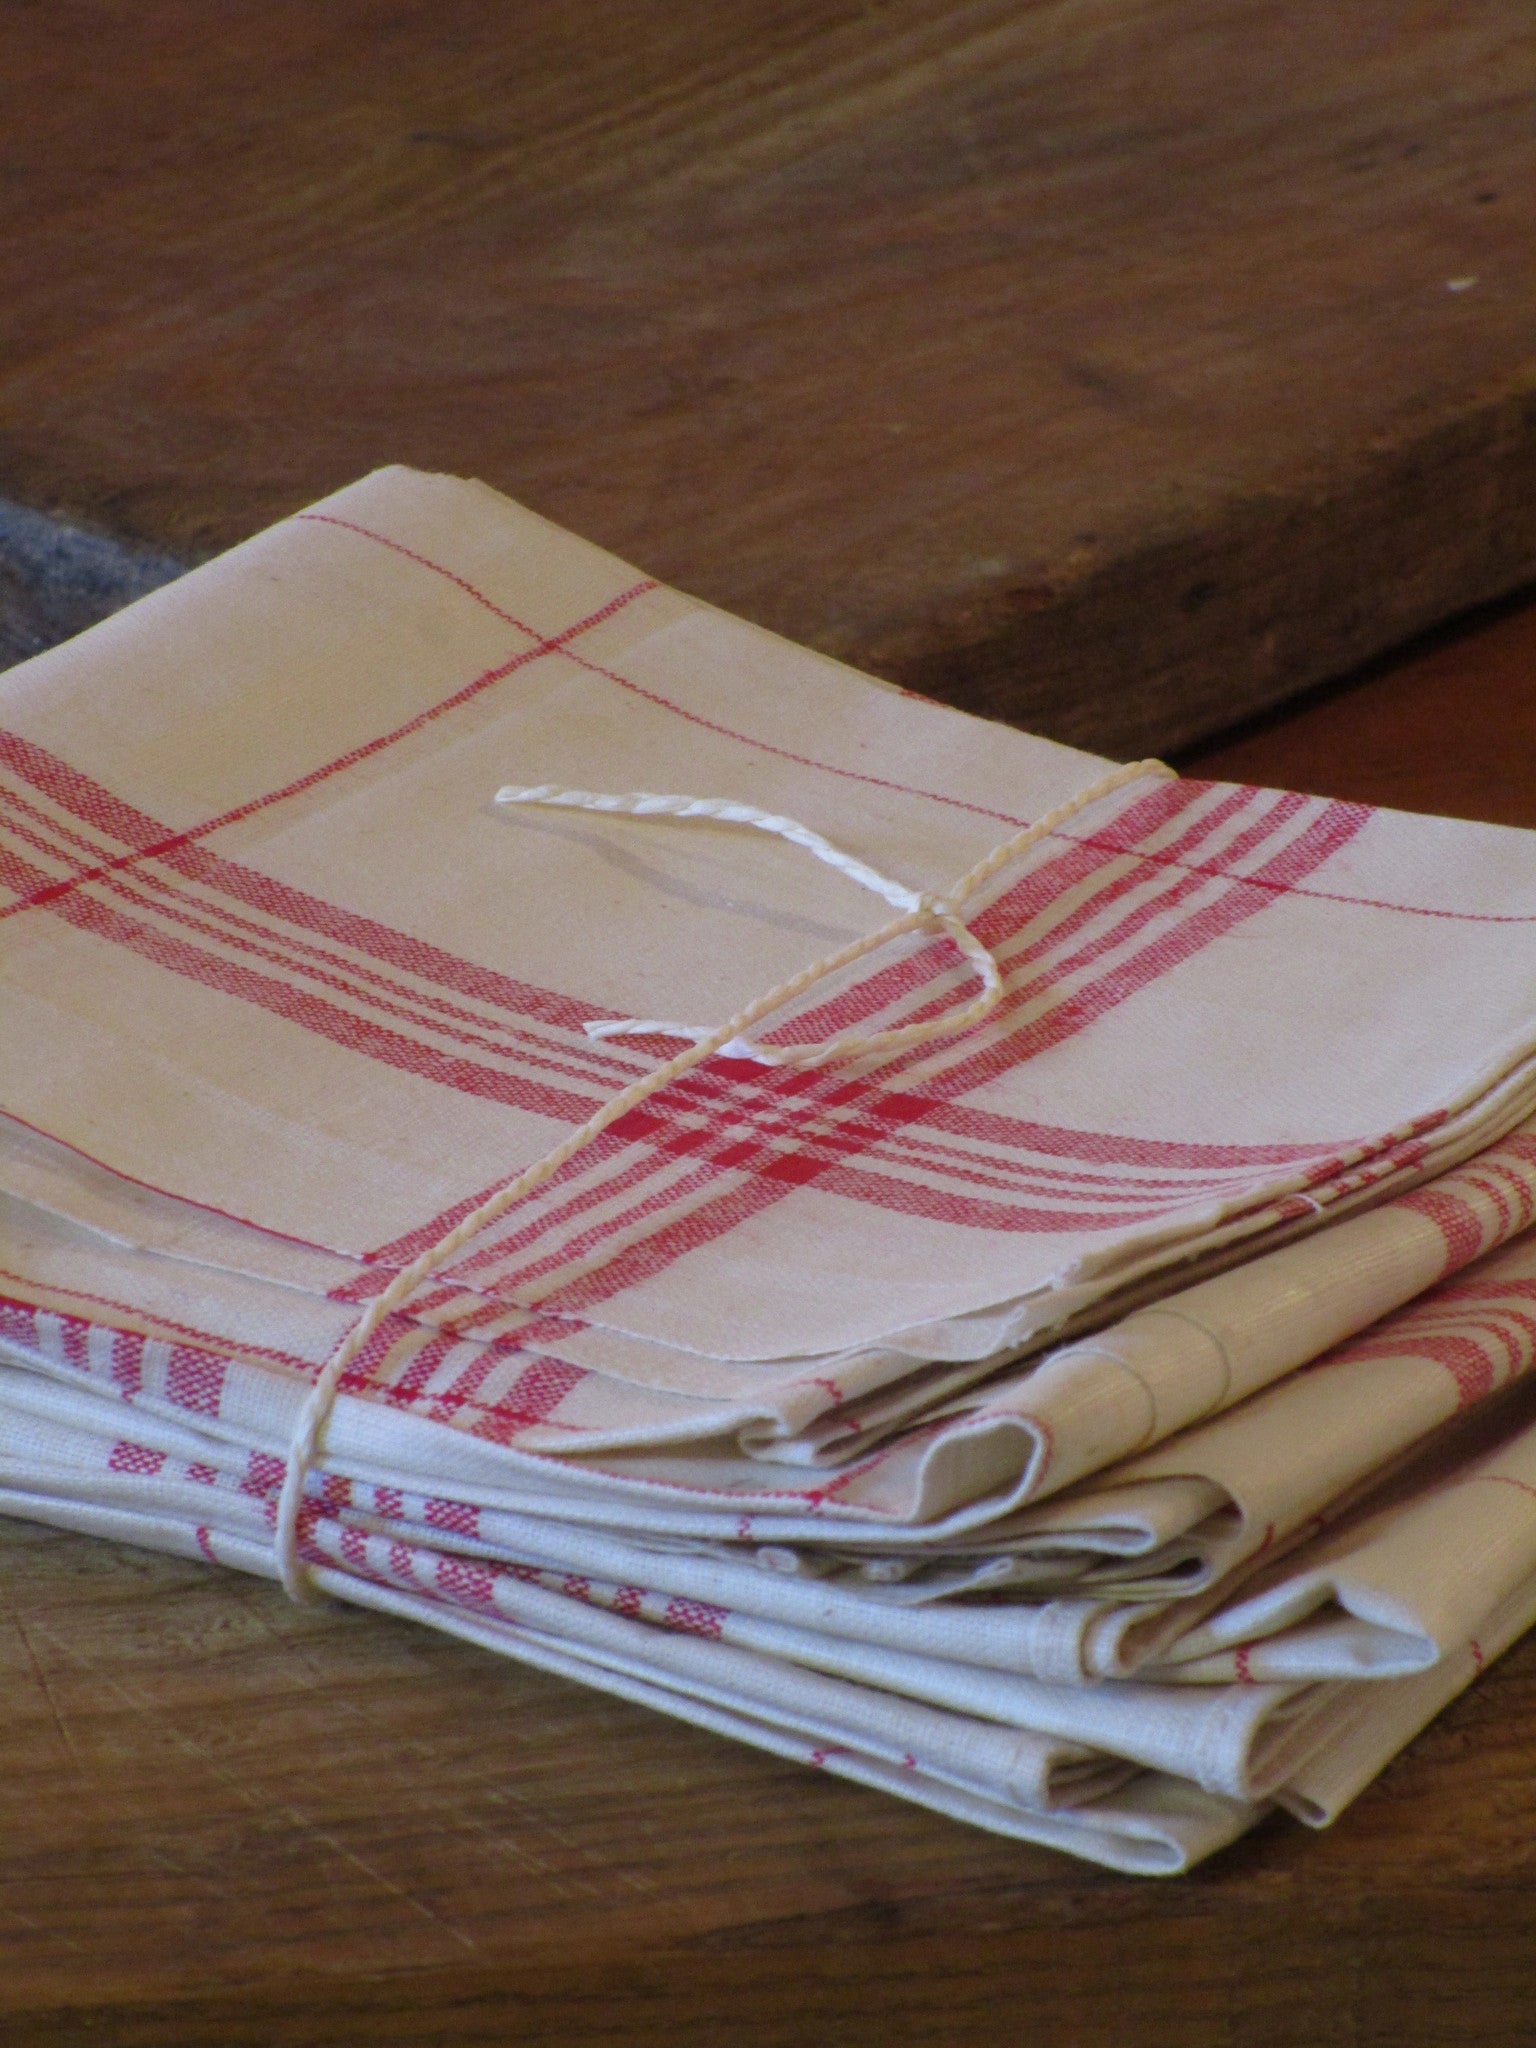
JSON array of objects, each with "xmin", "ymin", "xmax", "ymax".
[{"xmin": 5, "ymin": 465, "xmax": 1536, "ymax": 1873}]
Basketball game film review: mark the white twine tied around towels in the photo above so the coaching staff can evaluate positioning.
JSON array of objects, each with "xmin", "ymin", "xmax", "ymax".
[{"xmin": 273, "ymin": 754, "xmax": 1174, "ymax": 1599}]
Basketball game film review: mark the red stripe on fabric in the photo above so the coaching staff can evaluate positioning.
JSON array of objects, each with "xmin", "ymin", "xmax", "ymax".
[
  {"xmin": 1491, "ymin": 1159, "xmax": 1536, "ymax": 1230},
  {"xmin": 1469, "ymin": 1159, "xmax": 1536, "ymax": 1235},
  {"xmin": 490, "ymin": 1104, "xmax": 1205, "ymax": 1300},
  {"xmin": 413, "ymin": 1342, "xmax": 505, "ymax": 1423},
  {"xmin": 662, "ymin": 1596, "xmax": 727, "ymax": 1639},
  {"xmin": 108, "ymin": 1442, "xmax": 167, "ymax": 1478},
  {"xmin": 424, "ymin": 1496, "xmax": 480, "ymax": 1538},
  {"xmin": 1373, "ymin": 1332, "xmax": 1500, "ymax": 1405},
  {"xmin": 335, "ymin": 1320, "xmax": 413, "ymax": 1404},
  {"xmin": 385, "ymin": 805, "xmax": 1375, "ymax": 1301},
  {"xmin": 434, "ymin": 1555, "xmax": 498, "ymax": 1610},
  {"xmin": 243, "ymin": 1450, "xmax": 286, "ymax": 1500},
  {"xmin": 1058, "ymin": 824, "xmax": 1536, "ymax": 925},
  {"xmin": 3, "ymin": 775, "xmax": 653, "ymax": 1088},
  {"xmin": 0, "ymin": 577, "xmax": 657, "ymax": 924},
  {"xmin": 438, "ymin": 1127, "xmax": 730, "ymax": 1285},
  {"xmin": 343, "ymin": 1175, "xmax": 570, "ymax": 1279},
  {"xmin": 696, "ymin": 798, "xmax": 1359, "ymax": 1212},
  {"xmin": 1397, "ymin": 1186, "xmax": 1490, "ymax": 1278},
  {"xmin": 462, "ymin": 1358, "xmax": 587, "ymax": 1444},
  {"xmin": 1420, "ymin": 1275, "xmax": 1536, "ymax": 1310},
  {"xmin": 1471, "ymin": 1473, "xmax": 1536, "ymax": 1506},
  {"xmin": 766, "ymin": 776, "xmax": 1214, "ymax": 1048},
  {"xmin": 3, "ymin": 788, "xmax": 646, "ymax": 1093},
  {"xmin": 517, "ymin": 801, "xmax": 1370, "ymax": 1311},
  {"xmin": 393, "ymin": 796, "xmax": 1355, "ymax": 1288},
  {"xmin": 377, "ymin": 1331, "xmax": 460, "ymax": 1410},
  {"xmin": 904, "ymin": 1098, "xmax": 1331, "ymax": 1171},
  {"xmin": 915, "ymin": 799, "xmax": 1374, "ymax": 1105},
  {"xmin": 499, "ymin": 1161, "xmax": 804, "ymax": 1315},
  {"xmin": 760, "ymin": 785, "xmax": 1314, "ymax": 1104},
  {"xmin": 846, "ymin": 1127, "xmax": 1273, "ymax": 1193},
  {"xmin": 38, "ymin": 877, "xmax": 605, "ymax": 1125},
  {"xmin": 449, "ymin": 1125, "xmax": 839, "ymax": 1301},
  {"xmin": 303, "ymin": 514, "xmax": 1034, "ymax": 830},
  {"xmin": 366, "ymin": 1069, "xmax": 1338, "ymax": 1281},
  {"xmin": 0, "ymin": 835, "xmax": 63, "ymax": 909},
  {"xmin": 1347, "ymin": 1299, "xmax": 1536, "ymax": 1395},
  {"xmin": 110, "ymin": 1329, "xmax": 146, "ymax": 1399},
  {"xmin": 165, "ymin": 1347, "xmax": 227, "ymax": 1418},
  {"xmin": 828, "ymin": 1140, "xmax": 1250, "ymax": 1205},
  {"xmin": 0, "ymin": 1302, "xmax": 42, "ymax": 1356},
  {"xmin": 0, "ymin": 835, "xmax": 71, "ymax": 904},
  {"xmin": 986, "ymin": 784, "xmax": 1312, "ymax": 992},
  {"xmin": 1462, "ymin": 1310, "xmax": 1535, "ymax": 1381},
  {"xmin": 660, "ymin": 1051, "xmax": 1297, "ymax": 1184},
  {"xmin": 0, "ymin": 1273, "xmax": 315, "ymax": 1380},
  {"xmin": 60, "ymin": 1317, "xmax": 91, "ymax": 1376},
  {"xmin": 435, "ymin": 1090, "xmax": 1271, "ymax": 1298},
  {"xmin": 0, "ymin": 736, "xmax": 643, "ymax": 1051},
  {"xmin": 1463, "ymin": 1173, "xmax": 1513, "ymax": 1241}
]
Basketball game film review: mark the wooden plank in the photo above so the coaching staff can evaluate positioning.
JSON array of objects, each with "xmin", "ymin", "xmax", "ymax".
[
  {"xmin": 1, "ymin": 1, "xmax": 1534, "ymax": 752},
  {"xmin": 1, "ymin": 1508, "xmax": 1535, "ymax": 2047},
  {"xmin": 3, "ymin": 598, "xmax": 1536, "ymax": 2044}
]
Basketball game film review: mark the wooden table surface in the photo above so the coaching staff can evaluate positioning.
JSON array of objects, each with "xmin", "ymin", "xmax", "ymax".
[
  {"xmin": 3, "ymin": 597, "xmax": 1536, "ymax": 2046},
  {"xmin": 8, "ymin": 8, "xmax": 1536, "ymax": 2039},
  {"xmin": 3, "ymin": 1, "xmax": 1536, "ymax": 754}
]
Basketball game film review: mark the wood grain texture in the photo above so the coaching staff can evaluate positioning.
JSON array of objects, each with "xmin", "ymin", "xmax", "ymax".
[
  {"xmin": 2, "ymin": 0, "xmax": 1535, "ymax": 752},
  {"xmin": 4, "ymin": 598, "xmax": 1536, "ymax": 2041},
  {"xmin": 8, "ymin": 12, "xmax": 1536, "ymax": 2037}
]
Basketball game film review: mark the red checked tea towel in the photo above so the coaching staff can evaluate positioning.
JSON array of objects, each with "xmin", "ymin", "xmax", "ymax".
[
  {"xmin": 7, "ymin": 466, "xmax": 1536, "ymax": 1875},
  {"xmin": 8, "ymin": 467, "xmax": 1536, "ymax": 1371}
]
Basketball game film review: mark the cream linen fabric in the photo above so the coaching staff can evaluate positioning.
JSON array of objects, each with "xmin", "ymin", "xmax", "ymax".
[
  {"xmin": 1150, "ymin": 1387, "xmax": 1536, "ymax": 1681},
  {"xmin": 3, "ymin": 1126, "xmax": 1532, "ymax": 1552},
  {"xmin": 967, "ymin": 1181, "xmax": 1536, "ymax": 1600},
  {"xmin": 2, "ymin": 1136, "xmax": 1532, "ymax": 1862},
  {"xmin": 1277, "ymin": 1566, "xmax": 1536, "ymax": 1825},
  {"xmin": 4, "ymin": 1116, "xmax": 1536, "ymax": 1795},
  {"xmin": 9, "ymin": 467, "xmax": 1536, "ymax": 1370},
  {"xmin": 0, "ymin": 1346, "xmax": 1518, "ymax": 1839}
]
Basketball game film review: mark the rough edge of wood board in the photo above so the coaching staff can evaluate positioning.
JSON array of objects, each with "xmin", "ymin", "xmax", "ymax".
[
  {"xmin": 4, "ymin": 368, "xmax": 1535, "ymax": 760},
  {"xmin": 864, "ymin": 368, "xmax": 1536, "ymax": 758}
]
